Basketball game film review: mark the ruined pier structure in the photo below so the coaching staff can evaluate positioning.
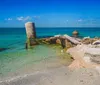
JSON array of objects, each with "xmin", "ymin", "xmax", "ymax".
[
  {"xmin": 25, "ymin": 22, "xmax": 37, "ymax": 49},
  {"xmin": 25, "ymin": 22, "xmax": 81, "ymax": 49}
]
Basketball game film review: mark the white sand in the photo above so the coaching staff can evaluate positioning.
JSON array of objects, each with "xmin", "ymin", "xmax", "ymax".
[{"xmin": 0, "ymin": 66, "xmax": 100, "ymax": 85}]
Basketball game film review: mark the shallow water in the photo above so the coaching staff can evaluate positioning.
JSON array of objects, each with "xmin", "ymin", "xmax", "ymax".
[
  {"xmin": 0, "ymin": 43, "xmax": 73, "ymax": 82},
  {"xmin": 0, "ymin": 45, "xmax": 59, "ymax": 75}
]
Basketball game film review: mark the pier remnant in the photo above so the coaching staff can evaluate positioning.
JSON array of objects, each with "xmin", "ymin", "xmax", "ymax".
[
  {"xmin": 25, "ymin": 22, "xmax": 37, "ymax": 49},
  {"xmin": 25, "ymin": 22, "xmax": 36, "ymax": 38}
]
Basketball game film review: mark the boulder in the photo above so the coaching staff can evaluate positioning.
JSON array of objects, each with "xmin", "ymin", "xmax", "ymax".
[
  {"xmin": 56, "ymin": 38, "xmax": 61, "ymax": 44},
  {"xmin": 65, "ymin": 39, "xmax": 73, "ymax": 48},
  {"xmin": 45, "ymin": 38, "xmax": 51, "ymax": 42},
  {"xmin": 82, "ymin": 38, "xmax": 92, "ymax": 44},
  {"xmin": 72, "ymin": 30, "xmax": 79, "ymax": 37},
  {"xmin": 49, "ymin": 37, "xmax": 57, "ymax": 44},
  {"xmin": 92, "ymin": 40, "xmax": 100, "ymax": 45}
]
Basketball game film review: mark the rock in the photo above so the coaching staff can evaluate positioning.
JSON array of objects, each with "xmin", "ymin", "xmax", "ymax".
[
  {"xmin": 92, "ymin": 40, "xmax": 100, "ymax": 45},
  {"xmin": 72, "ymin": 30, "xmax": 79, "ymax": 37},
  {"xmin": 64, "ymin": 34, "xmax": 81, "ymax": 45},
  {"xmin": 60, "ymin": 38, "xmax": 66, "ymax": 48},
  {"xmin": 45, "ymin": 38, "xmax": 51, "ymax": 42},
  {"xmin": 65, "ymin": 39, "xmax": 73, "ymax": 48},
  {"xmin": 82, "ymin": 38, "xmax": 92, "ymax": 44},
  {"xmin": 84, "ymin": 53, "xmax": 100, "ymax": 64},
  {"xmin": 56, "ymin": 38, "xmax": 61, "ymax": 44},
  {"xmin": 0, "ymin": 48, "xmax": 8, "ymax": 52},
  {"xmin": 49, "ymin": 37, "xmax": 57, "ymax": 44}
]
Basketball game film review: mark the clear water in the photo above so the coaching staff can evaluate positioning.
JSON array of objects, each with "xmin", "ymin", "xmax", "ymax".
[{"xmin": 0, "ymin": 45, "xmax": 59, "ymax": 76}]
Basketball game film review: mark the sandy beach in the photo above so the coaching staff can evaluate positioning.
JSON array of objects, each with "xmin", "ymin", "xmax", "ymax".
[{"xmin": 0, "ymin": 66, "xmax": 100, "ymax": 85}]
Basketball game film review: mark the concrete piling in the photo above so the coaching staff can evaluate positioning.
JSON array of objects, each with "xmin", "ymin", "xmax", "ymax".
[
  {"xmin": 25, "ymin": 22, "xmax": 36, "ymax": 38},
  {"xmin": 25, "ymin": 22, "xmax": 37, "ymax": 49}
]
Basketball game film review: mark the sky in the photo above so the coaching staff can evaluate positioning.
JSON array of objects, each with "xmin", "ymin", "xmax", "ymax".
[{"xmin": 0, "ymin": 0, "xmax": 100, "ymax": 27}]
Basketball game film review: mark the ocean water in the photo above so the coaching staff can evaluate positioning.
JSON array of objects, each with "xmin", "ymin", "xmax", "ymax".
[
  {"xmin": 0, "ymin": 27, "xmax": 100, "ymax": 81},
  {"xmin": 0, "ymin": 27, "xmax": 100, "ymax": 47}
]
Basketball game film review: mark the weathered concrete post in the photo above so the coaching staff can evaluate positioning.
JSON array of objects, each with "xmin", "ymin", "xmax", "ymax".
[
  {"xmin": 25, "ymin": 22, "xmax": 36, "ymax": 38},
  {"xmin": 25, "ymin": 22, "xmax": 37, "ymax": 49}
]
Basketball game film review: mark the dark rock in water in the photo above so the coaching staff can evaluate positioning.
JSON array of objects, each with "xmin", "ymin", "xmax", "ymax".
[
  {"xmin": 43, "ymin": 36, "xmax": 74, "ymax": 49},
  {"xmin": 72, "ymin": 30, "xmax": 79, "ymax": 35},
  {"xmin": 0, "ymin": 48, "xmax": 8, "ymax": 52}
]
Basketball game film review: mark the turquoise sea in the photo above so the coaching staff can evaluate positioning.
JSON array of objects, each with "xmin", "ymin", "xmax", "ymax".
[
  {"xmin": 0, "ymin": 27, "xmax": 100, "ymax": 48},
  {"xmin": 0, "ymin": 27, "xmax": 100, "ymax": 81}
]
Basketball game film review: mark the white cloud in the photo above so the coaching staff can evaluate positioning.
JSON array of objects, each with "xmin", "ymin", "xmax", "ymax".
[
  {"xmin": 77, "ymin": 19, "xmax": 83, "ymax": 22},
  {"xmin": 17, "ymin": 16, "xmax": 31, "ymax": 21},
  {"xmin": 17, "ymin": 16, "xmax": 24, "ymax": 21},
  {"xmin": 33, "ymin": 16, "xmax": 40, "ymax": 19},
  {"xmin": 5, "ymin": 18, "xmax": 12, "ymax": 21}
]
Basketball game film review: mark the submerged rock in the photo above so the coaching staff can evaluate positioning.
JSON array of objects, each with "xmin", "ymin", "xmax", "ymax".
[{"xmin": 0, "ymin": 48, "xmax": 8, "ymax": 52}]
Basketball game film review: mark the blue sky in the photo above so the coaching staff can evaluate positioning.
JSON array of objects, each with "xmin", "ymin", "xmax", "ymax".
[{"xmin": 0, "ymin": 0, "xmax": 100, "ymax": 27}]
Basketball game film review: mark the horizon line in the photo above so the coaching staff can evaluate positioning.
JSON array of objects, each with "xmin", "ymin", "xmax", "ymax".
[{"xmin": 0, "ymin": 27, "xmax": 100, "ymax": 28}]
